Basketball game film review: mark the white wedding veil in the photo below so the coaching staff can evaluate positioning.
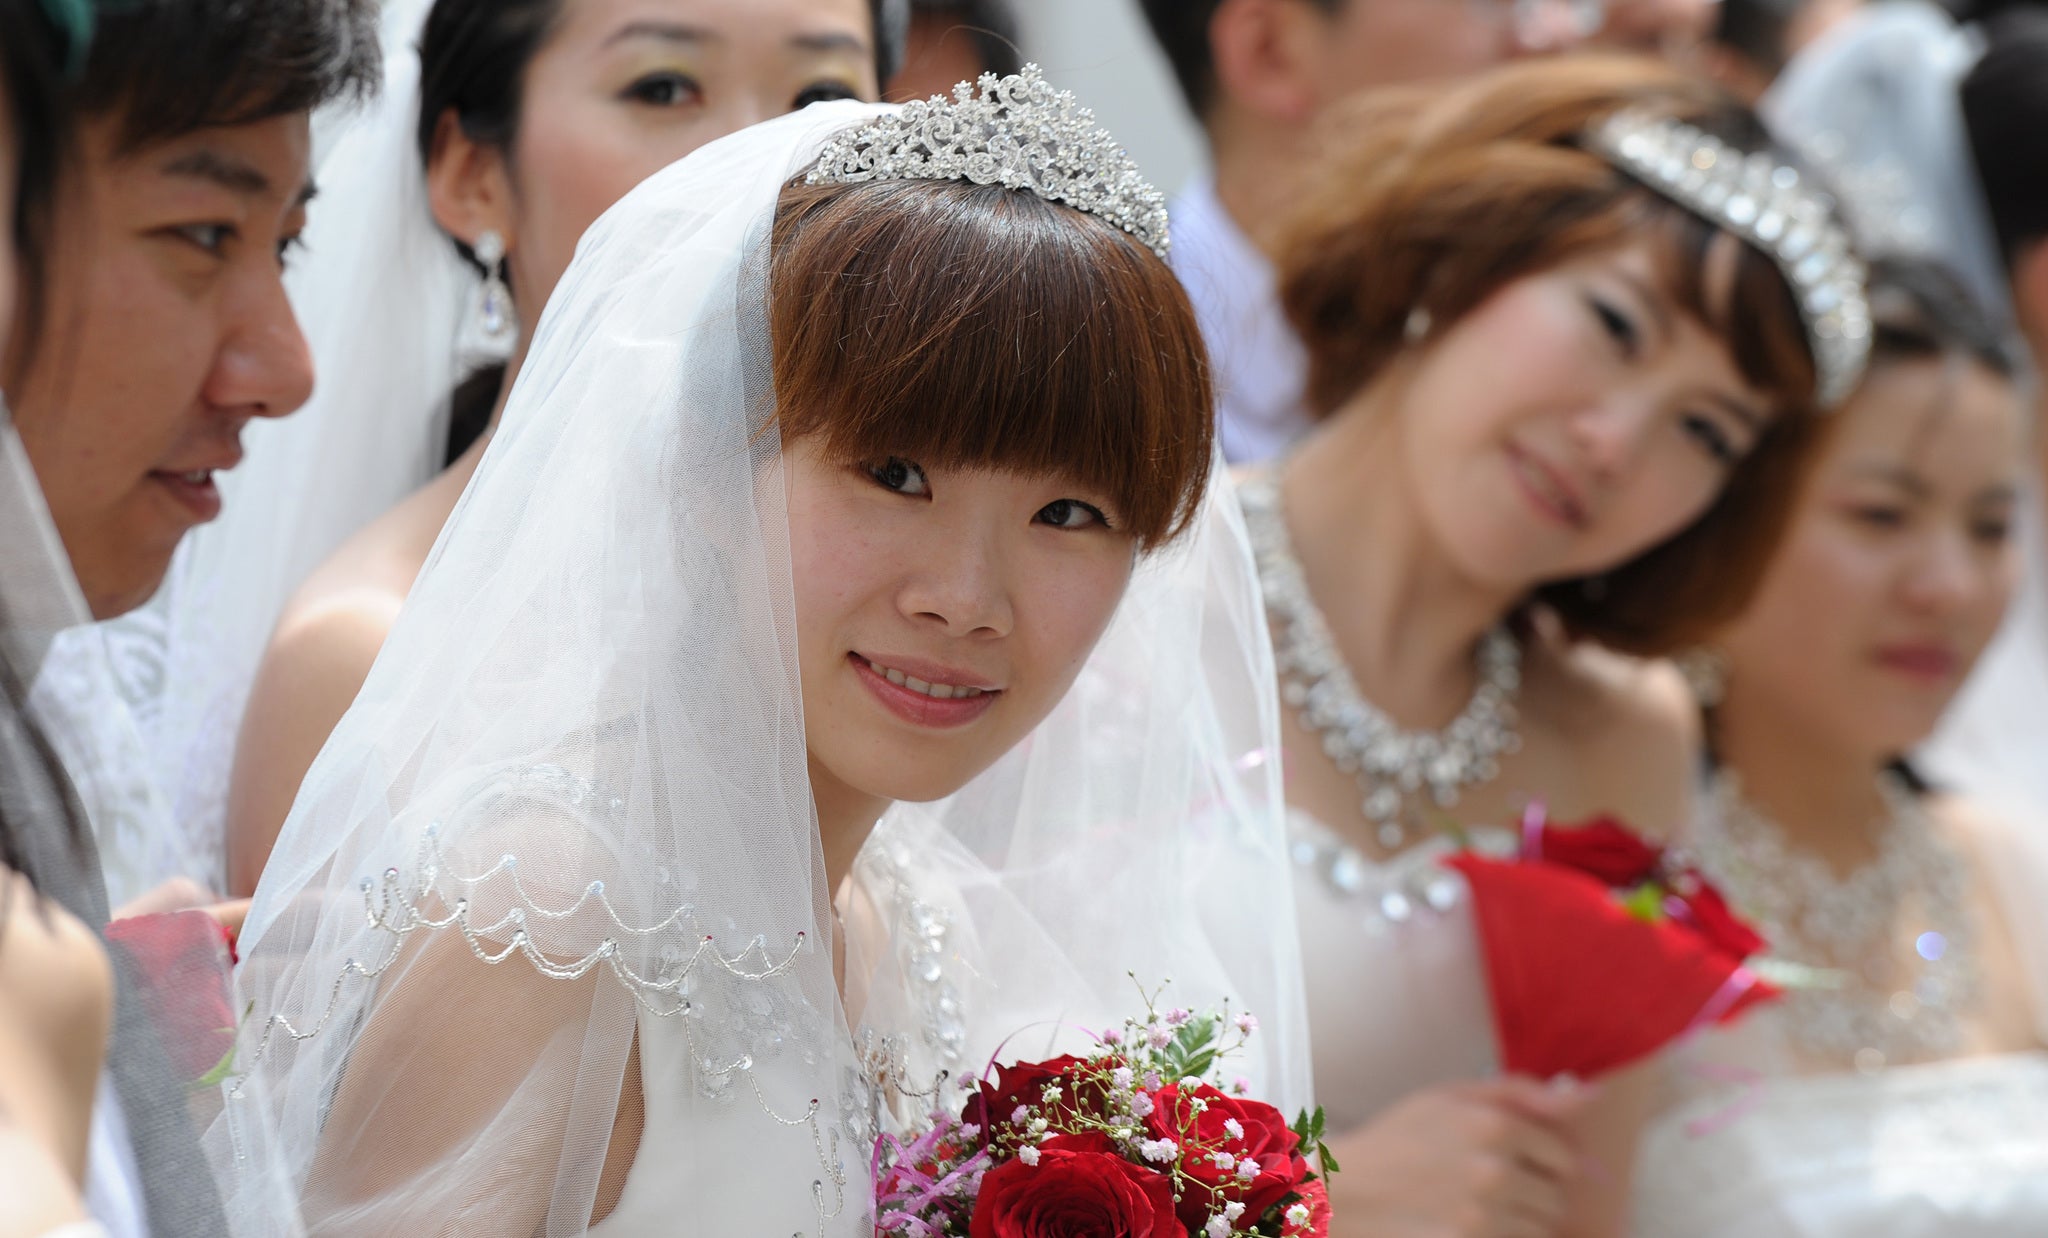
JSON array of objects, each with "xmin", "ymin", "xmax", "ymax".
[
  {"xmin": 214, "ymin": 97, "xmax": 1307, "ymax": 1237},
  {"xmin": 48, "ymin": 0, "xmax": 468, "ymax": 905}
]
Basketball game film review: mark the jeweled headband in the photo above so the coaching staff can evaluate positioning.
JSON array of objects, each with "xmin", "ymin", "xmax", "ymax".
[
  {"xmin": 1587, "ymin": 109, "xmax": 1871, "ymax": 409},
  {"xmin": 805, "ymin": 65, "xmax": 1171, "ymax": 262}
]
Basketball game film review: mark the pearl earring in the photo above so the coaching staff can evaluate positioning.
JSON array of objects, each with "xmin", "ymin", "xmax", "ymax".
[{"xmin": 1404, "ymin": 306, "xmax": 1433, "ymax": 344}]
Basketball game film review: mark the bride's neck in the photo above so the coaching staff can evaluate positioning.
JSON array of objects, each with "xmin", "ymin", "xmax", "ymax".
[
  {"xmin": 1715, "ymin": 686, "xmax": 1891, "ymax": 872},
  {"xmin": 1282, "ymin": 390, "xmax": 1524, "ymax": 726},
  {"xmin": 808, "ymin": 754, "xmax": 889, "ymax": 898}
]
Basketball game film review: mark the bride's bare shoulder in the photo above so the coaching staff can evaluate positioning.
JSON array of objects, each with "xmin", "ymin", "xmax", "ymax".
[{"xmin": 1528, "ymin": 630, "xmax": 1702, "ymax": 843}]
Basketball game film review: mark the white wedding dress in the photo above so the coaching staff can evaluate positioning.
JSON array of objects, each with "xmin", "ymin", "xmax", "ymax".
[
  {"xmin": 1631, "ymin": 813, "xmax": 2048, "ymax": 1236},
  {"xmin": 1289, "ymin": 812, "xmax": 1514, "ymax": 1130},
  {"xmin": 217, "ymin": 95, "xmax": 1309, "ymax": 1237}
]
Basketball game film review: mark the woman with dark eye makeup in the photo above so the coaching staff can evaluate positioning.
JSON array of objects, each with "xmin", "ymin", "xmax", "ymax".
[
  {"xmin": 207, "ymin": 0, "xmax": 908, "ymax": 900},
  {"xmin": 1242, "ymin": 56, "xmax": 1869, "ymax": 1237}
]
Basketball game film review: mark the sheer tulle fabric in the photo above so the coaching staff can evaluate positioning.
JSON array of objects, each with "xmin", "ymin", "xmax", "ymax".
[{"xmin": 216, "ymin": 103, "xmax": 1306, "ymax": 1237}]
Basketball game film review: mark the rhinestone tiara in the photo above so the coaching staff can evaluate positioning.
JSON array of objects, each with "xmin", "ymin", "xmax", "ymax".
[
  {"xmin": 805, "ymin": 65, "xmax": 1170, "ymax": 261},
  {"xmin": 1587, "ymin": 108, "xmax": 1871, "ymax": 409}
]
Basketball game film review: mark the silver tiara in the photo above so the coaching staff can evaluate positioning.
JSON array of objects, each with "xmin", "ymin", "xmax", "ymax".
[
  {"xmin": 1587, "ymin": 109, "xmax": 1871, "ymax": 409},
  {"xmin": 805, "ymin": 65, "xmax": 1170, "ymax": 261}
]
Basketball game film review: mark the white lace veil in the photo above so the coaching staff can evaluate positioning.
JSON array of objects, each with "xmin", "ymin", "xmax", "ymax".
[
  {"xmin": 214, "ymin": 100, "xmax": 1307, "ymax": 1237},
  {"xmin": 53, "ymin": 0, "xmax": 468, "ymax": 904}
]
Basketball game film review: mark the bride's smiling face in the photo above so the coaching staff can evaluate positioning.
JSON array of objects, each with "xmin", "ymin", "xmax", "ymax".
[
  {"xmin": 1391, "ymin": 240, "xmax": 1775, "ymax": 591},
  {"xmin": 784, "ymin": 437, "xmax": 1138, "ymax": 808}
]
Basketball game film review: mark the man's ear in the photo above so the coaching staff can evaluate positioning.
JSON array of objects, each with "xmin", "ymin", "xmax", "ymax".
[
  {"xmin": 1210, "ymin": 0, "xmax": 1333, "ymax": 126},
  {"xmin": 423, "ymin": 106, "xmax": 516, "ymax": 254},
  {"xmin": 2011, "ymin": 239, "xmax": 2048, "ymax": 353}
]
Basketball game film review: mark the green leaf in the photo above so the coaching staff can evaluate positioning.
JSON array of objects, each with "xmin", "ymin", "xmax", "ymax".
[{"xmin": 1620, "ymin": 881, "xmax": 1667, "ymax": 923}]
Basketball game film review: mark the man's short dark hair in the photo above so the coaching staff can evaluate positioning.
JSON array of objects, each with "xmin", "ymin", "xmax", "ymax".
[
  {"xmin": 1962, "ymin": 8, "xmax": 2048, "ymax": 264},
  {"xmin": 1135, "ymin": 0, "xmax": 1342, "ymax": 119},
  {"xmin": 72, "ymin": 0, "xmax": 380, "ymax": 153},
  {"xmin": 909, "ymin": 0, "xmax": 1025, "ymax": 78}
]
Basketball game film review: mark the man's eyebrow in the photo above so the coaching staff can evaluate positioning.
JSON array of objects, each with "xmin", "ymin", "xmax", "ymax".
[{"xmin": 161, "ymin": 148, "xmax": 271, "ymax": 196}]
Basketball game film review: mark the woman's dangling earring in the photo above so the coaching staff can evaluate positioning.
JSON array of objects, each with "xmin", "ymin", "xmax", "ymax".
[
  {"xmin": 470, "ymin": 229, "xmax": 518, "ymax": 356},
  {"xmin": 1404, "ymin": 306, "xmax": 1433, "ymax": 344},
  {"xmin": 1675, "ymin": 646, "xmax": 1730, "ymax": 709}
]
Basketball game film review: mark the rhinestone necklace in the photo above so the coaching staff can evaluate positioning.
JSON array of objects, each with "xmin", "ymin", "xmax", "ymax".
[
  {"xmin": 1698, "ymin": 766, "xmax": 1978, "ymax": 1073},
  {"xmin": 1240, "ymin": 474, "xmax": 1523, "ymax": 851}
]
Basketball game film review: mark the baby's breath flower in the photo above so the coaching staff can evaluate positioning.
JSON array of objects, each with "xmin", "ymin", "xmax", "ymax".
[
  {"xmin": 1139, "ymin": 1137, "xmax": 1179, "ymax": 1164},
  {"xmin": 1286, "ymin": 1202, "xmax": 1311, "ymax": 1226},
  {"xmin": 1018, "ymin": 1146, "xmax": 1041, "ymax": 1167},
  {"xmin": 1205, "ymin": 1217, "xmax": 1232, "ymax": 1238}
]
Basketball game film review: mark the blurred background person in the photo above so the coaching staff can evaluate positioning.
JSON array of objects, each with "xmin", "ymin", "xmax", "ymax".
[
  {"xmin": 1247, "ymin": 57, "xmax": 1864, "ymax": 1236},
  {"xmin": 1136, "ymin": 0, "xmax": 1599, "ymax": 464},
  {"xmin": 885, "ymin": 0, "xmax": 1022, "ymax": 100},
  {"xmin": 1634, "ymin": 258, "xmax": 2048, "ymax": 1237}
]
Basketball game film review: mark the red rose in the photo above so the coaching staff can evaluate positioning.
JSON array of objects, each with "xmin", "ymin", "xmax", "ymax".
[
  {"xmin": 104, "ymin": 909, "xmax": 238, "ymax": 1080},
  {"xmin": 1144, "ymin": 1084, "xmax": 1308, "ymax": 1230},
  {"xmin": 965, "ymin": 1054, "xmax": 1101, "ymax": 1140},
  {"xmin": 1528, "ymin": 816, "xmax": 1663, "ymax": 887},
  {"xmin": 970, "ymin": 1132, "xmax": 1179, "ymax": 1238},
  {"xmin": 1665, "ymin": 872, "xmax": 1767, "ymax": 959},
  {"xmin": 1281, "ymin": 1180, "xmax": 1332, "ymax": 1237}
]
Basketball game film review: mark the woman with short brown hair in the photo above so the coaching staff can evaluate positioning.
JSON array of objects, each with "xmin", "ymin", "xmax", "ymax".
[{"xmin": 1249, "ymin": 56, "xmax": 1867, "ymax": 1235}]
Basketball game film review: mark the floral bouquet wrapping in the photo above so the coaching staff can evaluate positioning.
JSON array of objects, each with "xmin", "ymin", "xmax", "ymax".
[
  {"xmin": 1445, "ymin": 810, "xmax": 1777, "ymax": 1080},
  {"xmin": 875, "ymin": 996, "xmax": 1335, "ymax": 1237}
]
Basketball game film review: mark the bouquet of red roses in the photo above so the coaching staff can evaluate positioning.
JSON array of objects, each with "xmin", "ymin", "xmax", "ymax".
[
  {"xmin": 874, "ymin": 994, "xmax": 1334, "ymax": 1237},
  {"xmin": 1445, "ymin": 808, "xmax": 1777, "ymax": 1080}
]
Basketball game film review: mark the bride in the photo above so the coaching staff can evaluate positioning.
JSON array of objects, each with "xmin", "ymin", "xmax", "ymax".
[
  {"xmin": 215, "ymin": 74, "xmax": 1307, "ymax": 1235},
  {"xmin": 1632, "ymin": 257, "xmax": 2048, "ymax": 1234}
]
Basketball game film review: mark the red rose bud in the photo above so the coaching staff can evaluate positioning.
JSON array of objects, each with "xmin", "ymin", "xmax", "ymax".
[
  {"xmin": 1143, "ymin": 1084, "xmax": 1309, "ymax": 1231},
  {"xmin": 965, "ymin": 1055, "xmax": 1102, "ymax": 1140},
  {"xmin": 103, "ymin": 909, "xmax": 238, "ymax": 1081},
  {"xmin": 1281, "ymin": 1180, "xmax": 1333, "ymax": 1237},
  {"xmin": 1527, "ymin": 816, "xmax": 1664, "ymax": 887},
  {"xmin": 970, "ymin": 1132, "xmax": 1179, "ymax": 1238},
  {"xmin": 1665, "ymin": 874, "xmax": 1767, "ymax": 959}
]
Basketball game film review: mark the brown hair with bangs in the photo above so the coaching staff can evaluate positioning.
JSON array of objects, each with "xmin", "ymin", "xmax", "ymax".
[
  {"xmin": 767, "ymin": 176, "xmax": 1214, "ymax": 550},
  {"xmin": 1277, "ymin": 56, "xmax": 1825, "ymax": 656}
]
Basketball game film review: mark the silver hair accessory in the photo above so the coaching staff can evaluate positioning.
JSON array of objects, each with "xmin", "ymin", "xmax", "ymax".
[
  {"xmin": 806, "ymin": 64, "xmax": 1171, "ymax": 261},
  {"xmin": 1587, "ymin": 108, "xmax": 1871, "ymax": 409}
]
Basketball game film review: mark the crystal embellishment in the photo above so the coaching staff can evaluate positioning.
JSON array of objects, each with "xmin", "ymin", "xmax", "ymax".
[
  {"xmin": 1243, "ymin": 475, "xmax": 1523, "ymax": 851},
  {"xmin": 1585, "ymin": 108, "xmax": 1871, "ymax": 409},
  {"xmin": 806, "ymin": 64, "xmax": 1171, "ymax": 261}
]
